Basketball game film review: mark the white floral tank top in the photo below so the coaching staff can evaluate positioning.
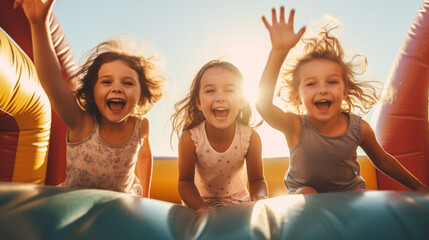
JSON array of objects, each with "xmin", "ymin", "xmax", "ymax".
[{"xmin": 59, "ymin": 118, "xmax": 143, "ymax": 196}]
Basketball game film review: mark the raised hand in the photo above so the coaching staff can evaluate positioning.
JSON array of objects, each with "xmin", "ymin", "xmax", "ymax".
[
  {"xmin": 14, "ymin": 0, "xmax": 55, "ymax": 25},
  {"xmin": 262, "ymin": 6, "xmax": 306, "ymax": 51}
]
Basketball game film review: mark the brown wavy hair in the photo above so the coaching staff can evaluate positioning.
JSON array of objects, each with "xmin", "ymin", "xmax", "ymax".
[
  {"xmin": 278, "ymin": 26, "xmax": 381, "ymax": 114},
  {"xmin": 170, "ymin": 60, "xmax": 253, "ymax": 139},
  {"xmin": 68, "ymin": 38, "xmax": 165, "ymax": 122}
]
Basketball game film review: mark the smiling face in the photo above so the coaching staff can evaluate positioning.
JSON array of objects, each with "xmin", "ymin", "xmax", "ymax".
[
  {"xmin": 297, "ymin": 58, "xmax": 348, "ymax": 122},
  {"xmin": 94, "ymin": 59, "xmax": 141, "ymax": 123},
  {"xmin": 196, "ymin": 66, "xmax": 243, "ymax": 130}
]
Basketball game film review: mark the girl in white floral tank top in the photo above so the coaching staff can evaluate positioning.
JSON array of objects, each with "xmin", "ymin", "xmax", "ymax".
[
  {"xmin": 60, "ymin": 118, "xmax": 144, "ymax": 196},
  {"xmin": 171, "ymin": 60, "xmax": 268, "ymax": 212},
  {"xmin": 19, "ymin": 0, "xmax": 165, "ymax": 197}
]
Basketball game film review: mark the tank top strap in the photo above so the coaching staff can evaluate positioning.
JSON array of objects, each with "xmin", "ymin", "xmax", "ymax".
[
  {"xmin": 189, "ymin": 121, "xmax": 204, "ymax": 147},
  {"xmin": 133, "ymin": 117, "xmax": 143, "ymax": 145},
  {"xmin": 93, "ymin": 118, "xmax": 100, "ymax": 135},
  {"xmin": 300, "ymin": 115, "xmax": 309, "ymax": 128},
  {"xmin": 347, "ymin": 113, "xmax": 362, "ymax": 127},
  {"xmin": 346, "ymin": 113, "xmax": 362, "ymax": 144}
]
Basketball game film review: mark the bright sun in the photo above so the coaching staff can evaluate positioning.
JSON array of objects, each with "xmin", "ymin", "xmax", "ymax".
[{"xmin": 222, "ymin": 38, "xmax": 291, "ymax": 158}]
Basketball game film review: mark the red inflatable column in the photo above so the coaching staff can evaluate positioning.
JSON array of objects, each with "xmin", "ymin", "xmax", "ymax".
[{"xmin": 373, "ymin": 0, "xmax": 429, "ymax": 190}]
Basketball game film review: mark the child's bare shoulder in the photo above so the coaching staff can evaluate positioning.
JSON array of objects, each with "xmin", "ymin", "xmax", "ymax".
[
  {"xmin": 139, "ymin": 117, "xmax": 150, "ymax": 138},
  {"xmin": 179, "ymin": 130, "xmax": 192, "ymax": 142}
]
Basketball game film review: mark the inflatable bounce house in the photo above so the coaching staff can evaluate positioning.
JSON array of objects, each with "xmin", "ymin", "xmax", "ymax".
[{"xmin": 0, "ymin": 0, "xmax": 428, "ymax": 239}]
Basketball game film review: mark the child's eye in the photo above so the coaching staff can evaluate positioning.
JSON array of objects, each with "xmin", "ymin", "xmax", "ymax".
[
  {"xmin": 306, "ymin": 82, "xmax": 315, "ymax": 87},
  {"xmin": 101, "ymin": 80, "xmax": 111, "ymax": 84},
  {"xmin": 328, "ymin": 80, "xmax": 339, "ymax": 84},
  {"xmin": 205, "ymin": 89, "xmax": 215, "ymax": 93},
  {"xmin": 124, "ymin": 82, "xmax": 134, "ymax": 86}
]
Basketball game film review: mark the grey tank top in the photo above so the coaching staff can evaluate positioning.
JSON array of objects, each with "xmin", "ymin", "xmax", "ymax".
[{"xmin": 285, "ymin": 113, "xmax": 366, "ymax": 193}]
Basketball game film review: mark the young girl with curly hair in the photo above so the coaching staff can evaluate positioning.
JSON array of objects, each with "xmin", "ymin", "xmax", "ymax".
[{"xmin": 257, "ymin": 6, "xmax": 428, "ymax": 194}]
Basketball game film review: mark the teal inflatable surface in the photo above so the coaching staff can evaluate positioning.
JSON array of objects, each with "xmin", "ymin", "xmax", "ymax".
[{"xmin": 0, "ymin": 182, "xmax": 428, "ymax": 240}]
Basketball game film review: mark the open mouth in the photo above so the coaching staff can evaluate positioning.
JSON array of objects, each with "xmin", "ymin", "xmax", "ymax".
[
  {"xmin": 107, "ymin": 98, "xmax": 125, "ymax": 111},
  {"xmin": 212, "ymin": 107, "xmax": 229, "ymax": 118},
  {"xmin": 314, "ymin": 100, "xmax": 331, "ymax": 111}
]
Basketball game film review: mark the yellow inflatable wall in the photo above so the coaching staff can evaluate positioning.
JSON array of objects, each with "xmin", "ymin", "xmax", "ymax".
[{"xmin": 0, "ymin": 29, "xmax": 51, "ymax": 184}]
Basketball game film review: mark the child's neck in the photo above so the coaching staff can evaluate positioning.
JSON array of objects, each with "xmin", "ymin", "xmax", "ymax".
[
  {"xmin": 205, "ymin": 121, "xmax": 236, "ymax": 153},
  {"xmin": 307, "ymin": 112, "xmax": 348, "ymax": 137},
  {"xmin": 99, "ymin": 117, "xmax": 135, "ymax": 146}
]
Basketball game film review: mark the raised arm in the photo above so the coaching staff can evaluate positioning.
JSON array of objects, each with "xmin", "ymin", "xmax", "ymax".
[
  {"xmin": 177, "ymin": 131, "xmax": 209, "ymax": 212},
  {"xmin": 360, "ymin": 120, "xmax": 429, "ymax": 191},
  {"xmin": 14, "ymin": 0, "xmax": 85, "ymax": 129},
  {"xmin": 256, "ymin": 7, "xmax": 305, "ymax": 136}
]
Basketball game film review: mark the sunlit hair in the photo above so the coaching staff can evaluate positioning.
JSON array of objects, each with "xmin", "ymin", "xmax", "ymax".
[
  {"xmin": 278, "ymin": 25, "xmax": 381, "ymax": 114},
  {"xmin": 68, "ymin": 37, "xmax": 165, "ymax": 122},
  {"xmin": 171, "ymin": 60, "xmax": 253, "ymax": 138}
]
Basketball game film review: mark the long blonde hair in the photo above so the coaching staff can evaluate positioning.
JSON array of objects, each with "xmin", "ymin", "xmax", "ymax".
[
  {"xmin": 171, "ymin": 60, "xmax": 252, "ymax": 138},
  {"xmin": 279, "ymin": 26, "xmax": 380, "ymax": 114}
]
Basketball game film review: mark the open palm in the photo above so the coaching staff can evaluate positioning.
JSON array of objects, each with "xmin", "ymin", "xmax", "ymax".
[
  {"xmin": 14, "ymin": 0, "xmax": 55, "ymax": 25},
  {"xmin": 262, "ymin": 6, "xmax": 306, "ymax": 51}
]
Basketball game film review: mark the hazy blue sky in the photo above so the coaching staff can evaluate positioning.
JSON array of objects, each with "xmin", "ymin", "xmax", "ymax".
[{"xmin": 53, "ymin": 0, "xmax": 423, "ymax": 157}]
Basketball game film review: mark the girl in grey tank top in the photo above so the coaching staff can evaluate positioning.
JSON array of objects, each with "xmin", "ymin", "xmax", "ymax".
[
  {"xmin": 256, "ymin": 7, "xmax": 428, "ymax": 193},
  {"xmin": 285, "ymin": 113, "xmax": 366, "ymax": 193}
]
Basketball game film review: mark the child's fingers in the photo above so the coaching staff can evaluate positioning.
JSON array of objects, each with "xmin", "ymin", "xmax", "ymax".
[
  {"xmin": 288, "ymin": 9, "xmax": 295, "ymax": 26},
  {"xmin": 261, "ymin": 16, "xmax": 271, "ymax": 29},
  {"xmin": 271, "ymin": 8, "xmax": 277, "ymax": 25},
  {"xmin": 279, "ymin": 6, "xmax": 285, "ymax": 24},
  {"xmin": 297, "ymin": 26, "xmax": 306, "ymax": 39}
]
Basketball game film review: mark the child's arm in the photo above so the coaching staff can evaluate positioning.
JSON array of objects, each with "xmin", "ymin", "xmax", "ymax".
[
  {"xmin": 137, "ymin": 118, "xmax": 153, "ymax": 198},
  {"xmin": 246, "ymin": 130, "xmax": 268, "ymax": 201},
  {"xmin": 360, "ymin": 120, "xmax": 429, "ymax": 191},
  {"xmin": 178, "ymin": 131, "xmax": 208, "ymax": 211},
  {"xmin": 256, "ymin": 7, "xmax": 305, "ymax": 143},
  {"xmin": 15, "ymin": 0, "xmax": 85, "ymax": 130}
]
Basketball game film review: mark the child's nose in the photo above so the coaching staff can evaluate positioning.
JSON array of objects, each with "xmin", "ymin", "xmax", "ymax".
[
  {"xmin": 318, "ymin": 84, "xmax": 328, "ymax": 94},
  {"xmin": 215, "ymin": 92, "xmax": 226, "ymax": 102},
  {"xmin": 111, "ymin": 84, "xmax": 123, "ymax": 93}
]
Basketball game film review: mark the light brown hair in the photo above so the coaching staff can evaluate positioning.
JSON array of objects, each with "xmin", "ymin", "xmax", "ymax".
[
  {"xmin": 170, "ymin": 60, "xmax": 252, "ymax": 138},
  {"xmin": 69, "ymin": 38, "xmax": 165, "ymax": 122},
  {"xmin": 279, "ymin": 26, "xmax": 380, "ymax": 114}
]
